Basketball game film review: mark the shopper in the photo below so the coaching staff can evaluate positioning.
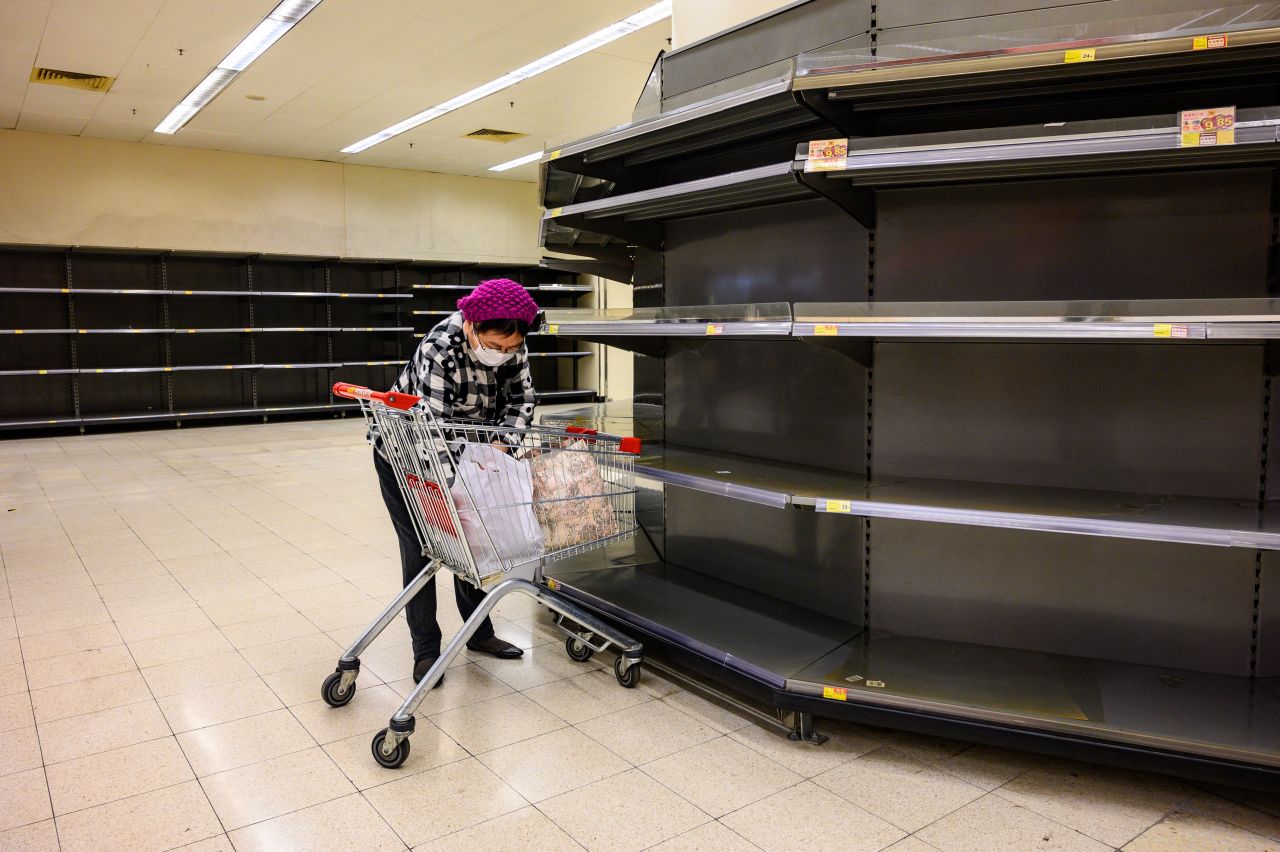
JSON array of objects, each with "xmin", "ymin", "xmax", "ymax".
[{"xmin": 373, "ymin": 277, "xmax": 541, "ymax": 684}]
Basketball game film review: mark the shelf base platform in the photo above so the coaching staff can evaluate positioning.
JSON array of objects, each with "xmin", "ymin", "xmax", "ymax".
[{"xmin": 548, "ymin": 536, "xmax": 1280, "ymax": 789}]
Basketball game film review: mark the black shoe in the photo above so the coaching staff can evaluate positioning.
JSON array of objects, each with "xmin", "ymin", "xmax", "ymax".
[
  {"xmin": 465, "ymin": 636, "xmax": 524, "ymax": 659},
  {"xmin": 413, "ymin": 656, "xmax": 445, "ymax": 687}
]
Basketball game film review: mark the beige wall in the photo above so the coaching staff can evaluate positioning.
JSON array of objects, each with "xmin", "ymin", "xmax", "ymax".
[
  {"xmin": 0, "ymin": 129, "xmax": 541, "ymax": 263},
  {"xmin": 671, "ymin": 0, "xmax": 794, "ymax": 49}
]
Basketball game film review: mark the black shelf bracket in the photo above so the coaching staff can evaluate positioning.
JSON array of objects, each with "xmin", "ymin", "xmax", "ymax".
[
  {"xmin": 798, "ymin": 335, "xmax": 872, "ymax": 367},
  {"xmin": 793, "ymin": 88, "xmax": 867, "ymax": 137},
  {"xmin": 557, "ymin": 213, "xmax": 663, "ymax": 252},
  {"xmin": 793, "ymin": 169, "xmax": 875, "ymax": 229},
  {"xmin": 576, "ymin": 335, "xmax": 667, "ymax": 358}
]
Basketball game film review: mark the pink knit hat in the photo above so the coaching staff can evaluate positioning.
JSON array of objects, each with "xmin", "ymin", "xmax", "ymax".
[{"xmin": 457, "ymin": 278, "xmax": 540, "ymax": 325}]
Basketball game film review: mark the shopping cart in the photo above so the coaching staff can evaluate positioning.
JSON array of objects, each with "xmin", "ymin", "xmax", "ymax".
[{"xmin": 323, "ymin": 382, "xmax": 645, "ymax": 768}]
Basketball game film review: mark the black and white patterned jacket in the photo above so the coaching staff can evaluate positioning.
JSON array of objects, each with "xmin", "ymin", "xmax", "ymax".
[
  {"xmin": 371, "ymin": 312, "xmax": 536, "ymax": 452},
  {"xmin": 396, "ymin": 310, "xmax": 536, "ymax": 424}
]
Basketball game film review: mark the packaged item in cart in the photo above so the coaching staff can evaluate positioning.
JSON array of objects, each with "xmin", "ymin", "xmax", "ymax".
[
  {"xmin": 450, "ymin": 443, "xmax": 545, "ymax": 577},
  {"xmin": 530, "ymin": 439, "xmax": 620, "ymax": 550}
]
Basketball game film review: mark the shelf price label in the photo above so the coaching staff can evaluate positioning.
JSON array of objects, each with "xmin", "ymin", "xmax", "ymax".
[
  {"xmin": 819, "ymin": 498, "xmax": 853, "ymax": 513},
  {"xmin": 804, "ymin": 139, "xmax": 848, "ymax": 173},
  {"xmin": 1063, "ymin": 47, "xmax": 1096, "ymax": 63},
  {"xmin": 706, "ymin": 323, "xmax": 725, "ymax": 336},
  {"xmin": 1153, "ymin": 323, "xmax": 1191, "ymax": 338},
  {"xmin": 1193, "ymin": 34, "xmax": 1228, "ymax": 50},
  {"xmin": 814, "ymin": 323, "xmax": 840, "ymax": 336},
  {"xmin": 822, "ymin": 686, "xmax": 848, "ymax": 701},
  {"xmin": 1179, "ymin": 106, "xmax": 1235, "ymax": 147},
  {"xmin": 547, "ymin": 324, "xmax": 559, "ymax": 335}
]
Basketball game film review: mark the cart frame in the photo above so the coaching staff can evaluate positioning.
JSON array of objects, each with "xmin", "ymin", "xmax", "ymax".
[{"xmin": 322, "ymin": 382, "xmax": 644, "ymax": 769}]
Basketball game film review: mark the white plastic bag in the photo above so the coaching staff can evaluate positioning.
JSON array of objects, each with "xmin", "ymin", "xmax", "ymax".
[{"xmin": 450, "ymin": 443, "xmax": 544, "ymax": 578}]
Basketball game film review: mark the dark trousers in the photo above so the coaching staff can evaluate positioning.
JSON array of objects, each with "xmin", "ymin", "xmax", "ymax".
[{"xmin": 373, "ymin": 448, "xmax": 495, "ymax": 660}]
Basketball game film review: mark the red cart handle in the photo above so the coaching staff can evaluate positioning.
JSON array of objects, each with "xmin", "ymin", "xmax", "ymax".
[
  {"xmin": 565, "ymin": 424, "xmax": 642, "ymax": 454},
  {"xmin": 332, "ymin": 382, "xmax": 420, "ymax": 411}
]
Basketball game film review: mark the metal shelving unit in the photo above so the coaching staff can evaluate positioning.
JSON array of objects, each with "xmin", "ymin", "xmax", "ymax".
[
  {"xmin": 0, "ymin": 248, "xmax": 414, "ymax": 431},
  {"xmin": 536, "ymin": 1, "xmax": 1280, "ymax": 788}
]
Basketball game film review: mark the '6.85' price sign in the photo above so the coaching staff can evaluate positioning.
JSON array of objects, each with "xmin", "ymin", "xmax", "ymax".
[{"xmin": 1179, "ymin": 106, "xmax": 1235, "ymax": 147}]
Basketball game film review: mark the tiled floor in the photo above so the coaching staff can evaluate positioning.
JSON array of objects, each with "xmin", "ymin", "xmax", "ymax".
[{"xmin": 1, "ymin": 417, "xmax": 1278, "ymax": 851}]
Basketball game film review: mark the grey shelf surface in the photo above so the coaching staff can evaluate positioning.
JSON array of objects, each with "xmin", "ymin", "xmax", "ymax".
[
  {"xmin": 3, "ymin": 327, "xmax": 411, "ymax": 335},
  {"xmin": 795, "ymin": 4, "xmax": 1280, "ymax": 88},
  {"xmin": 543, "ymin": 76, "xmax": 795, "ymax": 167},
  {"xmin": 796, "ymin": 108, "xmax": 1280, "ymax": 188},
  {"xmin": 550, "ymin": 529, "xmax": 1280, "ymax": 768},
  {"xmin": 540, "ymin": 399, "xmax": 665, "ymax": 444},
  {"xmin": 548, "ymin": 536, "xmax": 861, "ymax": 685},
  {"xmin": 536, "ymin": 389, "xmax": 597, "ymax": 401},
  {"xmin": 790, "ymin": 632, "xmax": 1280, "ymax": 768},
  {"xmin": 636, "ymin": 444, "xmax": 1280, "ymax": 549},
  {"xmin": 545, "ymin": 162, "xmax": 809, "ymax": 228},
  {"xmin": 545, "ymin": 303, "xmax": 793, "ymax": 338},
  {"xmin": 1, "ymin": 361, "xmax": 403, "ymax": 377},
  {"xmin": 0, "ymin": 402, "xmax": 360, "ymax": 430},
  {"xmin": 0, "ymin": 287, "xmax": 408, "ymax": 299},
  {"xmin": 411, "ymin": 284, "xmax": 592, "ymax": 293},
  {"xmin": 794, "ymin": 298, "xmax": 1280, "ymax": 341}
]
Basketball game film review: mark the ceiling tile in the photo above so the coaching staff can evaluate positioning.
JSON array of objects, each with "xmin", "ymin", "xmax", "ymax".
[
  {"xmin": 81, "ymin": 117, "xmax": 151, "ymax": 142},
  {"xmin": 16, "ymin": 110, "xmax": 89, "ymax": 134},
  {"xmin": 19, "ymin": 83, "xmax": 103, "ymax": 118}
]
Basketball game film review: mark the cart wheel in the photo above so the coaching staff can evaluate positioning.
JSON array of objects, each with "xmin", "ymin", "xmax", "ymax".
[
  {"xmin": 321, "ymin": 671, "xmax": 355, "ymax": 707},
  {"xmin": 614, "ymin": 656, "xmax": 641, "ymax": 689},
  {"xmin": 371, "ymin": 729, "xmax": 410, "ymax": 769},
  {"xmin": 566, "ymin": 636, "xmax": 594, "ymax": 663}
]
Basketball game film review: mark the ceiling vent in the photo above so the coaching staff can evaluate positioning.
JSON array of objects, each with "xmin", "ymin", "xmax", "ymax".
[
  {"xmin": 30, "ymin": 67, "xmax": 115, "ymax": 92},
  {"xmin": 464, "ymin": 128, "xmax": 527, "ymax": 143}
]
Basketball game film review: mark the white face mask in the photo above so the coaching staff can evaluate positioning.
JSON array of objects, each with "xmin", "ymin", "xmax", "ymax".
[{"xmin": 467, "ymin": 327, "xmax": 515, "ymax": 367}]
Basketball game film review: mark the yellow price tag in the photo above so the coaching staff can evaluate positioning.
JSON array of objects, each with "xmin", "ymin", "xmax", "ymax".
[
  {"xmin": 550, "ymin": 207, "xmax": 563, "ymax": 217},
  {"xmin": 814, "ymin": 324, "xmax": 840, "ymax": 336},
  {"xmin": 706, "ymin": 323, "xmax": 724, "ymax": 336},
  {"xmin": 38, "ymin": 369, "xmax": 47, "ymax": 375},
  {"xmin": 548, "ymin": 149, "xmax": 562, "ymax": 160},
  {"xmin": 1193, "ymin": 34, "xmax": 1228, "ymax": 50},
  {"xmin": 547, "ymin": 324, "xmax": 559, "ymax": 335},
  {"xmin": 184, "ymin": 290, "xmax": 193, "ymax": 295},
  {"xmin": 823, "ymin": 499, "xmax": 853, "ymax": 513},
  {"xmin": 1153, "ymin": 323, "xmax": 1190, "ymax": 338},
  {"xmin": 13, "ymin": 329, "xmax": 23, "ymax": 334},
  {"xmin": 823, "ymin": 686, "xmax": 847, "ymax": 701},
  {"xmin": 1180, "ymin": 105, "xmax": 1235, "ymax": 147},
  {"xmin": 1064, "ymin": 48, "xmax": 1096, "ymax": 63},
  {"xmin": 804, "ymin": 139, "xmax": 849, "ymax": 173}
]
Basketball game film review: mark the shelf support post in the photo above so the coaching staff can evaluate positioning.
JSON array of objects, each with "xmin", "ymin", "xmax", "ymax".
[{"xmin": 787, "ymin": 710, "xmax": 828, "ymax": 745}]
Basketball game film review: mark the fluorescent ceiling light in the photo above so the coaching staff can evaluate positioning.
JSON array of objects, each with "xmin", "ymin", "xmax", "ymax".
[
  {"xmin": 341, "ymin": 1, "xmax": 672, "ymax": 155},
  {"xmin": 489, "ymin": 150, "xmax": 543, "ymax": 172},
  {"xmin": 154, "ymin": 0, "xmax": 323, "ymax": 134}
]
